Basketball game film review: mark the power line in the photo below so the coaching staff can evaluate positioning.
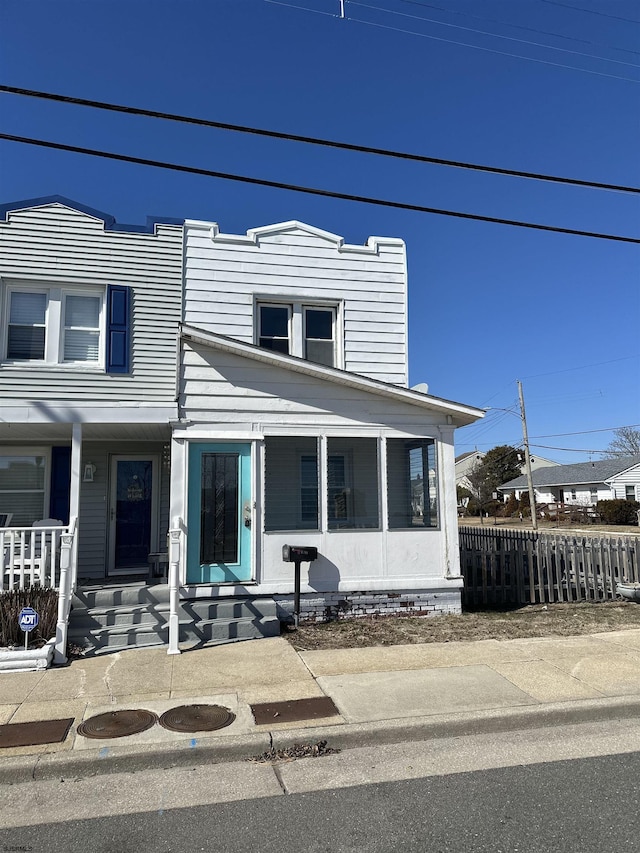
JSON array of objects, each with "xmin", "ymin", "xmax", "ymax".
[
  {"xmin": 345, "ymin": 12, "xmax": 640, "ymax": 83},
  {"xmin": 530, "ymin": 424, "xmax": 640, "ymax": 438},
  {"xmin": 351, "ymin": 1, "xmax": 640, "ymax": 68},
  {"xmin": 522, "ymin": 354, "xmax": 640, "ymax": 379},
  {"xmin": 396, "ymin": 0, "xmax": 640, "ymax": 57},
  {"xmin": 537, "ymin": 0, "xmax": 640, "ymax": 25},
  {"xmin": 2, "ymin": 131, "xmax": 639, "ymax": 244},
  {"xmin": 2, "ymin": 85, "xmax": 638, "ymax": 195}
]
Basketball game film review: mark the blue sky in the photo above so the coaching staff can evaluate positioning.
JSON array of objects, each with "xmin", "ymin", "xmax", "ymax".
[{"xmin": 1, "ymin": 0, "xmax": 638, "ymax": 462}]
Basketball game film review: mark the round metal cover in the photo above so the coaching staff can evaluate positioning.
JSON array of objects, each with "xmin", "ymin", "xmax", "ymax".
[
  {"xmin": 159, "ymin": 704, "xmax": 235, "ymax": 733},
  {"xmin": 77, "ymin": 709, "xmax": 158, "ymax": 739}
]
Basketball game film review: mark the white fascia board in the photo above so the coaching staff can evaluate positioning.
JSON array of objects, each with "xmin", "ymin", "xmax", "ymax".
[
  {"xmin": 4, "ymin": 404, "xmax": 177, "ymax": 424},
  {"xmin": 180, "ymin": 324, "xmax": 484, "ymax": 426}
]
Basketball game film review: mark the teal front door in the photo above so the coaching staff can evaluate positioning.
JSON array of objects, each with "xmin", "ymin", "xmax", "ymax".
[{"xmin": 187, "ymin": 443, "xmax": 252, "ymax": 584}]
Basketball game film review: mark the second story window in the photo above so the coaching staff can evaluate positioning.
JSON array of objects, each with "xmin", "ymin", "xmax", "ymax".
[
  {"xmin": 3, "ymin": 283, "xmax": 130, "ymax": 373},
  {"xmin": 257, "ymin": 302, "xmax": 338, "ymax": 367}
]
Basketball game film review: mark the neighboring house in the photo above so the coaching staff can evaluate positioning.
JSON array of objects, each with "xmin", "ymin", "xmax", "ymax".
[
  {"xmin": 0, "ymin": 197, "xmax": 183, "ymax": 657},
  {"xmin": 455, "ymin": 451, "xmax": 558, "ymax": 494},
  {"xmin": 0, "ymin": 202, "xmax": 484, "ymax": 658},
  {"xmin": 499, "ymin": 456, "xmax": 640, "ymax": 506}
]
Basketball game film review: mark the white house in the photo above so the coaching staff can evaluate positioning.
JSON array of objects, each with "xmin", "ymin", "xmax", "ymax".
[
  {"xmin": 455, "ymin": 451, "xmax": 558, "ymax": 494},
  {"xmin": 169, "ymin": 219, "xmax": 483, "ymax": 632},
  {"xmin": 499, "ymin": 456, "xmax": 640, "ymax": 506},
  {"xmin": 0, "ymin": 201, "xmax": 484, "ymax": 658}
]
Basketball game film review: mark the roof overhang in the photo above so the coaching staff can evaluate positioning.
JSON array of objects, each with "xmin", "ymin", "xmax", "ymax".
[{"xmin": 180, "ymin": 324, "xmax": 484, "ymax": 427}]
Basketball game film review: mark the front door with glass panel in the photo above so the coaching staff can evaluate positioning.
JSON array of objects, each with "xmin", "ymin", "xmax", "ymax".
[
  {"xmin": 108, "ymin": 456, "xmax": 158, "ymax": 575},
  {"xmin": 187, "ymin": 443, "xmax": 252, "ymax": 584}
]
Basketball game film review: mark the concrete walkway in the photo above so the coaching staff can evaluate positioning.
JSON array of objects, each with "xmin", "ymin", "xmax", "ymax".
[{"xmin": 4, "ymin": 629, "xmax": 640, "ymax": 783}]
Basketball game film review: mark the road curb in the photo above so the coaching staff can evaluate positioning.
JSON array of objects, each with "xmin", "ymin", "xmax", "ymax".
[{"xmin": 4, "ymin": 694, "xmax": 640, "ymax": 785}]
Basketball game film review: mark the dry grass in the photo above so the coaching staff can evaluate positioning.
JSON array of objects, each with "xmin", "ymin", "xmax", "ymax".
[{"xmin": 285, "ymin": 601, "xmax": 640, "ymax": 651}]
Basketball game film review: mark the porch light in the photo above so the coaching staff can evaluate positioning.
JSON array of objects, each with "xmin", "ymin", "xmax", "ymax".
[{"xmin": 83, "ymin": 463, "xmax": 97, "ymax": 482}]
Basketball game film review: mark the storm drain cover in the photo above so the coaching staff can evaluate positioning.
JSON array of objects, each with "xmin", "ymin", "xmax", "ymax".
[
  {"xmin": 0, "ymin": 718, "xmax": 74, "ymax": 749},
  {"xmin": 159, "ymin": 704, "xmax": 235, "ymax": 733},
  {"xmin": 77, "ymin": 709, "xmax": 158, "ymax": 739},
  {"xmin": 251, "ymin": 697, "xmax": 339, "ymax": 726}
]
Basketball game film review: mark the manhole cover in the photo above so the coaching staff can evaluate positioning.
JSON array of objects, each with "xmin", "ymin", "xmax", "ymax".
[
  {"xmin": 159, "ymin": 704, "xmax": 235, "ymax": 733},
  {"xmin": 77, "ymin": 709, "xmax": 158, "ymax": 739}
]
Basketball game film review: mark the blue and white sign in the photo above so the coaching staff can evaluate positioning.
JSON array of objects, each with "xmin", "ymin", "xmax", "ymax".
[{"xmin": 18, "ymin": 607, "xmax": 39, "ymax": 632}]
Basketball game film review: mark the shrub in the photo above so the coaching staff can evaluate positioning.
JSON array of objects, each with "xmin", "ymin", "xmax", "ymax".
[
  {"xmin": 504, "ymin": 494, "xmax": 519, "ymax": 516},
  {"xmin": 0, "ymin": 586, "xmax": 58, "ymax": 647},
  {"xmin": 597, "ymin": 499, "xmax": 640, "ymax": 526}
]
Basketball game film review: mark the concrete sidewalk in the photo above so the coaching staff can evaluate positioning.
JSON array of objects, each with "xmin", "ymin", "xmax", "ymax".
[{"xmin": 4, "ymin": 629, "xmax": 640, "ymax": 783}]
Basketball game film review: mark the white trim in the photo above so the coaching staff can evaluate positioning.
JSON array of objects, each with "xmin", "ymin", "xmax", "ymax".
[{"xmin": 182, "ymin": 218, "xmax": 407, "ymax": 252}]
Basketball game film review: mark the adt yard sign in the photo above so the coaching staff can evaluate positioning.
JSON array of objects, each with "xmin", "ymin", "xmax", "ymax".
[{"xmin": 19, "ymin": 607, "xmax": 39, "ymax": 649}]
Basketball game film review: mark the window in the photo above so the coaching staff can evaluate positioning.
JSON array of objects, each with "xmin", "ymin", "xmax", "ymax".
[
  {"xmin": 63, "ymin": 294, "xmax": 100, "ymax": 362},
  {"xmin": 4, "ymin": 285, "xmax": 102, "ymax": 366},
  {"xmin": 387, "ymin": 439, "xmax": 438, "ymax": 529},
  {"xmin": 626, "ymin": 485, "xmax": 637, "ymax": 501},
  {"xmin": 264, "ymin": 437, "xmax": 319, "ymax": 531},
  {"xmin": 257, "ymin": 302, "xmax": 338, "ymax": 367},
  {"xmin": 3, "ymin": 284, "xmax": 129, "ymax": 372},
  {"xmin": 327, "ymin": 438, "xmax": 379, "ymax": 529},
  {"xmin": 0, "ymin": 450, "xmax": 48, "ymax": 526}
]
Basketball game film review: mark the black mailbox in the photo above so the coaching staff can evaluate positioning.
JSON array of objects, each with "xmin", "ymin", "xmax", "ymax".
[{"xmin": 282, "ymin": 545, "xmax": 318, "ymax": 562}]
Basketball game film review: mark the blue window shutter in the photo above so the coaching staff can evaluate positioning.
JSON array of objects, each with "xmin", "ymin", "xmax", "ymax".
[
  {"xmin": 106, "ymin": 285, "xmax": 131, "ymax": 374},
  {"xmin": 49, "ymin": 446, "xmax": 71, "ymax": 524}
]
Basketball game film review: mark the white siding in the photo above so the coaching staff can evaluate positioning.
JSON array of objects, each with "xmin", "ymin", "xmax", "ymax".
[
  {"xmin": 0, "ymin": 203, "xmax": 183, "ymax": 405},
  {"xmin": 609, "ymin": 464, "xmax": 640, "ymax": 500},
  {"xmin": 180, "ymin": 342, "xmax": 441, "ymax": 433},
  {"xmin": 76, "ymin": 441, "xmax": 170, "ymax": 578},
  {"xmin": 183, "ymin": 222, "xmax": 408, "ymax": 386}
]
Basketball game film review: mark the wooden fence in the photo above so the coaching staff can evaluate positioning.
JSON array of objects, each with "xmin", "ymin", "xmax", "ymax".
[{"xmin": 459, "ymin": 526, "xmax": 639, "ymax": 606}]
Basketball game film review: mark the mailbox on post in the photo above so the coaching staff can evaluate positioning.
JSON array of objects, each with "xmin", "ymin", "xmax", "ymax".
[{"xmin": 282, "ymin": 545, "xmax": 318, "ymax": 627}]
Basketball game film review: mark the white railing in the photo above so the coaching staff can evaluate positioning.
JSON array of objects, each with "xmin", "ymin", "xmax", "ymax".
[
  {"xmin": 167, "ymin": 518, "xmax": 183, "ymax": 656},
  {"xmin": 1, "ymin": 522, "xmax": 76, "ymax": 592}
]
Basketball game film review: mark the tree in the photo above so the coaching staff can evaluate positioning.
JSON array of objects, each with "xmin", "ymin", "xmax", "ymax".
[
  {"xmin": 466, "ymin": 445, "xmax": 522, "ymax": 507},
  {"xmin": 603, "ymin": 427, "xmax": 640, "ymax": 459}
]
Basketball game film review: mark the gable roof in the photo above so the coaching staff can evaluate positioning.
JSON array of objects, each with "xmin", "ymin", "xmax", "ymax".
[
  {"xmin": 500, "ymin": 456, "xmax": 640, "ymax": 490},
  {"xmin": 0, "ymin": 196, "xmax": 183, "ymax": 234},
  {"xmin": 180, "ymin": 324, "xmax": 484, "ymax": 427}
]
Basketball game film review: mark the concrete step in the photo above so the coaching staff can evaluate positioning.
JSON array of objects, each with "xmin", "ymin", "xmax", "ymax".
[
  {"xmin": 73, "ymin": 583, "xmax": 170, "ymax": 609},
  {"xmin": 68, "ymin": 590, "xmax": 281, "ymax": 655}
]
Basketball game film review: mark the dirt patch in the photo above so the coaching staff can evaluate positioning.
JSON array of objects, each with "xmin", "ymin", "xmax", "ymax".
[{"xmin": 284, "ymin": 601, "xmax": 640, "ymax": 651}]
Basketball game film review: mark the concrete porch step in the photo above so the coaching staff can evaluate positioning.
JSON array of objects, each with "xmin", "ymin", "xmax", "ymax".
[{"xmin": 68, "ymin": 587, "xmax": 281, "ymax": 655}]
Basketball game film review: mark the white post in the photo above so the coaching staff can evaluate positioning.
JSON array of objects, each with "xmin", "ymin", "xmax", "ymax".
[
  {"xmin": 53, "ymin": 518, "xmax": 76, "ymax": 664},
  {"xmin": 167, "ymin": 520, "xmax": 182, "ymax": 655}
]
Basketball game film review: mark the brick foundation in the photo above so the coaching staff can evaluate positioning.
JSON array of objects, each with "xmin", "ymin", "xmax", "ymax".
[{"xmin": 273, "ymin": 588, "xmax": 461, "ymax": 623}]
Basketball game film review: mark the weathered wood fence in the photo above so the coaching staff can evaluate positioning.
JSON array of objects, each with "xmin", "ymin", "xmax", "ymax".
[{"xmin": 459, "ymin": 526, "xmax": 639, "ymax": 606}]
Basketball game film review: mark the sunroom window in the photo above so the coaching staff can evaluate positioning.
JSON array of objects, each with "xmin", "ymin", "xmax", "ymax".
[
  {"xmin": 264, "ymin": 437, "xmax": 319, "ymax": 531},
  {"xmin": 327, "ymin": 438, "xmax": 379, "ymax": 529},
  {"xmin": 387, "ymin": 438, "xmax": 438, "ymax": 528}
]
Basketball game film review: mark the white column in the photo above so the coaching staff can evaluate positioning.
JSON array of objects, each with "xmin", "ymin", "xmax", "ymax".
[{"xmin": 69, "ymin": 423, "xmax": 82, "ymax": 523}]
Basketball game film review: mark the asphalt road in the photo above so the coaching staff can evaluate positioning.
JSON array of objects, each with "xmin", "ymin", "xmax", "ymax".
[{"xmin": 2, "ymin": 749, "xmax": 640, "ymax": 853}]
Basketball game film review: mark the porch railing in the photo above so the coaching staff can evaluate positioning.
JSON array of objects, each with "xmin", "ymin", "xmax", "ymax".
[{"xmin": 1, "ymin": 520, "xmax": 78, "ymax": 664}]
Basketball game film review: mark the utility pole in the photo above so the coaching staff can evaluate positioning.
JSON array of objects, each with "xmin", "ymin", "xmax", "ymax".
[{"xmin": 517, "ymin": 379, "xmax": 538, "ymax": 532}]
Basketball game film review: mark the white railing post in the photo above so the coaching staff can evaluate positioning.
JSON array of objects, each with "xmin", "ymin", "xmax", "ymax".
[
  {"xmin": 167, "ymin": 519, "xmax": 182, "ymax": 655},
  {"xmin": 53, "ymin": 518, "xmax": 77, "ymax": 664}
]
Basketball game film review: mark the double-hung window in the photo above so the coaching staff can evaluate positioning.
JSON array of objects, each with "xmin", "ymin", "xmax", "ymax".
[
  {"xmin": 3, "ymin": 283, "xmax": 129, "ymax": 371},
  {"xmin": 257, "ymin": 302, "xmax": 338, "ymax": 367}
]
